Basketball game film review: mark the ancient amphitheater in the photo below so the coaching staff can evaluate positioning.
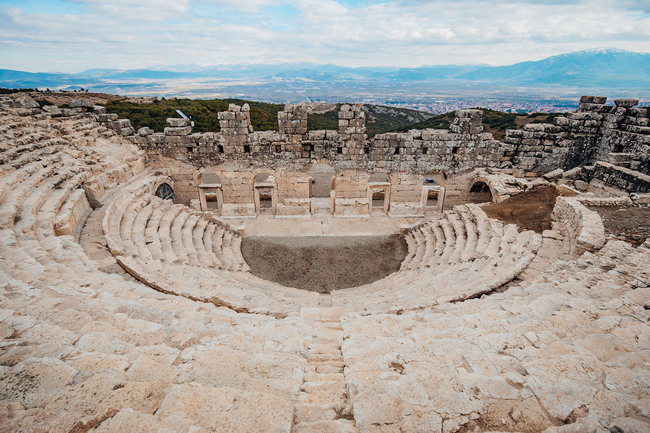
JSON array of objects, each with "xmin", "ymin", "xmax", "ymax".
[{"xmin": 0, "ymin": 93, "xmax": 648, "ymax": 433}]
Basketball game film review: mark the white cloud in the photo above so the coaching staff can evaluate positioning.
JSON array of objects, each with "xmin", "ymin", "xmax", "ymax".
[{"xmin": 0, "ymin": 0, "xmax": 648, "ymax": 72}]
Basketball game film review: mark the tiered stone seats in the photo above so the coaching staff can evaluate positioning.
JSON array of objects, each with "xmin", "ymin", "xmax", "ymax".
[
  {"xmin": 1, "ymin": 96, "xmax": 647, "ymax": 433},
  {"xmin": 339, "ymin": 239, "xmax": 650, "ymax": 433},
  {"xmin": 0, "ymin": 103, "xmax": 314, "ymax": 433},
  {"xmin": 100, "ymin": 173, "xmax": 318, "ymax": 317},
  {"xmin": 332, "ymin": 204, "xmax": 542, "ymax": 312}
]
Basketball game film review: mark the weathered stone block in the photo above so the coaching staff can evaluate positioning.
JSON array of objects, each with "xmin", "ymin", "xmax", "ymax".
[
  {"xmin": 614, "ymin": 99, "xmax": 639, "ymax": 108},
  {"xmin": 167, "ymin": 118, "xmax": 191, "ymax": 127},
  {"xmin": 164, "ymin": 126, "xmax": 192, "ymax": 136},
  {"xmin": 580, "ymin": 95, "xmax": 607, "ymax": 104},
  {"xmin": 97, "ymin": 113, "xmax": 118, "ymax": 122},
  {"xmin": 70, "ymin": 98, "xmax": 94, "ymax": 108}
]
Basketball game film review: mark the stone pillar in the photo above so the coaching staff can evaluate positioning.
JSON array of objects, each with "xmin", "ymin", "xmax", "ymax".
[
  {"xmin": 577, "ymin": 96, "xmax": 610, "ymax": 113},
  {"xmin": 449, "ymin": 109, "xmax": 483, "ymax": 135},
  {"xmin": 164, "ymin": 117, "xmax": 192, "ymax": 136},
  {"xmin": 278, "ymin": 104, "xmax": 308, "ymax": 137},
  {"xmin": 218, "ymin": 104, "xmax": 252, "ymax": 154}
]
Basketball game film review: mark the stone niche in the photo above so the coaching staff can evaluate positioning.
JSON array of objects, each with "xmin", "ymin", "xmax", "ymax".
[{"xmin": 198, "ymin": 171, "xmax": 223, "ymax": 213}]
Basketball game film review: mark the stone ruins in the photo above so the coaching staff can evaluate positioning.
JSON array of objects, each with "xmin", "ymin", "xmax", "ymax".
[{"xmin": 0, "ymin": 92, "xmax": 648, "ymax": 433}]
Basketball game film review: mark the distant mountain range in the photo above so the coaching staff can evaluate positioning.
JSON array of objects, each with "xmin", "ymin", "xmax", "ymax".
[{"xmin": 1, "ymin": 48, "xmax": 648, "ymax": 96}]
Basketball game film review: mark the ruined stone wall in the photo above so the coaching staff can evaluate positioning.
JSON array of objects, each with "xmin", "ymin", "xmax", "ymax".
[
  {"xmin": 40, "ymin": 94, "xmax": 649, "ymax": 214},
  {"xmin": 506, "ymin": 97, "xmax": 650, "ymax": 174},
  {"xmin": 389, "ymin": 173, "xmax": 423, "ymax": 203},
  {"xmin": 130, "ymin": 104, "xmax": 508, "ymax": 175},
  {"xmin": 592, "ymin": 162, "xmax": 650, "ymax": 193}
]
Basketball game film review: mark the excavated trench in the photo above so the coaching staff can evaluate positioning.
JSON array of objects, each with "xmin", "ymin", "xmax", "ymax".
[{"xmin": 241, "ymin": 234, "xmax": 408, "ymax": 293}]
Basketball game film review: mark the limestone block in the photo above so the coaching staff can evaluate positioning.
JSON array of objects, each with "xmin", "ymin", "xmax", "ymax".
[
  {"xmin": 17, "ymin": 96, "xmax": 40, "ymax": 109},
  {"xmin": 138, "ymin": 127, "xmax": 154, "ymax": 136},
  {"xmin": 167, "ymin": 117, "xmax": 191, "ymax": 127},
  {"xmin": 70, "ymin": 98, "xmax": 94, "ymax": 108},
  {"xmin": 543, "ymin": 168, "xmax": 564, "ymax": 180},
  {"xmin": 615, "ymin": 99, "xmax": 639, "ymax": 108},
  {"xmin": 97, "ymin": 113, "xmax": 118, "ymax": 122},
  {"xmin": 0, "ymin": 358, "xmax": 77, "ymax": 409},
  {"xmin": 157, "ymin": 383, "xmax": 294, "ymax": 432},
  {"xmin": 164, "ymin": 126, "xmax": 192, "ymax": 136},
  {"xmin": 63, "ymin": 108, "xmax": 82, "ymax": 116},
  {"xmin": 580, "ymin": 95, "xmax": 607, "ymax": 104},
  {"xmin": 43, "ymin": 105, "xmax": 62, "ymax": 116},
  {"xmin": 628, "ymin": 107, "xmax": 647, "ymax": 118}
]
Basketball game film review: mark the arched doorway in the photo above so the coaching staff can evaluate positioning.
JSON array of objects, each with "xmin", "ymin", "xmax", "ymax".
[
  {"xmin": 469, "ymin": 181, "xmax": 493, "ymax": 204},
  {"xmin": 155, "ymin": 183, "xmax": 176, "ymax": 203}
]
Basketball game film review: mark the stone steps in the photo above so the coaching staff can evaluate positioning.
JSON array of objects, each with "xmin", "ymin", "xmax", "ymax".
[{"xmin": 295, "ymin": 306, "xmax": 358, "ymax": 433}]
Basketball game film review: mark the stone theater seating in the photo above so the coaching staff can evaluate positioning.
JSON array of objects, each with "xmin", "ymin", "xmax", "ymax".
[{"xmin": 0, "ymin": 94, "xmax": 648, "ymax": 433}]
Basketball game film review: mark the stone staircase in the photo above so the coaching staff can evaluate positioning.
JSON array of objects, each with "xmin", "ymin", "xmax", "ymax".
[{"xmin": 295, "ymin": 304, "xmax": 358, "ymax": 433}]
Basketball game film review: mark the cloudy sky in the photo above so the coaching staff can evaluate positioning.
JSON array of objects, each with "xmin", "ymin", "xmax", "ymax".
[{"xmin": 1, "ymin": 0, "xmax": 649, "ymax": 73}]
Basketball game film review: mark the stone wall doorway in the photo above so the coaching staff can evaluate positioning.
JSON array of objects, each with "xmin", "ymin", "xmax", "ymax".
[
  {"xmin": 254, "ymin": 172, "xmax": 278, "ymax": 214},
  {"xmin": 368, "ymin": 173, "xmax": 390, "ymax": 214},
  {"xmin": 309, "ymin": 163, "xmax": 335, "ymax": 214}
]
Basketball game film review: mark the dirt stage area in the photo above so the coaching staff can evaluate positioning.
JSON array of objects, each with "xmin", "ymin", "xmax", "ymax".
[
  {"xmin": 482, "ymin": 186, "xmax": 566, "ymax": 233},
  {"xmin": 241, "ymin": 234, "xmax": 408, "ymax": 293},
  {"xmin": 588, "ymin": 205, "xmax": 650, "ymax": 245}
]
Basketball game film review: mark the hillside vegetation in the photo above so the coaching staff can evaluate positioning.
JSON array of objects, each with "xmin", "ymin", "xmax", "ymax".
[
  {"xmin": 5, "ymin": 89, "xmax": 567, "ymax": 139},
  {"xmin": 104, "ymin": 98, "xmax": 432, "ymax": 137},
  {"xmin": 105, "ymin": 98, "xmax": 283, "ymax": 133},
  {"xmin": 391, "ymin": 109, "xmax": 565, "ymax": 139}
]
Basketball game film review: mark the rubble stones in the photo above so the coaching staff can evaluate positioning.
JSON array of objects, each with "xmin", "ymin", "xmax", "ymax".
[
  {"xmin": 17, "ymin": 97, "xmax": 40, "ymax": 109},
  {"xmin": 138, "ymin": 127, "xmax": 154, "ymax": 136}
]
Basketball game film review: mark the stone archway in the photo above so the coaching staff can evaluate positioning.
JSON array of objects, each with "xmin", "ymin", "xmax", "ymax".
[
  {"xmin": 469, "ymin": 180, "xmax": 493, "ymax": 204},
  {"xmin": 155, "ymin": 183, "xmax": 176, "ymax": 203},
  {"xmin": 420, "ymin": 174, "xmax": 446, "ymax": 212}
]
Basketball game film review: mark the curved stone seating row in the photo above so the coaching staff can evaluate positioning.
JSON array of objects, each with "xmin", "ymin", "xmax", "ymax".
[
  {"xmin": 0, "ymin": 106, "xmax": 313, "ymax": 433},
  {"xmin": 101, "ymin": 173, "xmax": 318, "ymax": 317},
  {"xmin": 339, "ymin": 239, "xmax": 650, "ymax": 432},
  {"xmin": 332, "ymin": 204, "xmax": 542, "ymax": 312},
  {"xmin": 102, "ymin": 175, "xmax": 248, "ymax": 272}
]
